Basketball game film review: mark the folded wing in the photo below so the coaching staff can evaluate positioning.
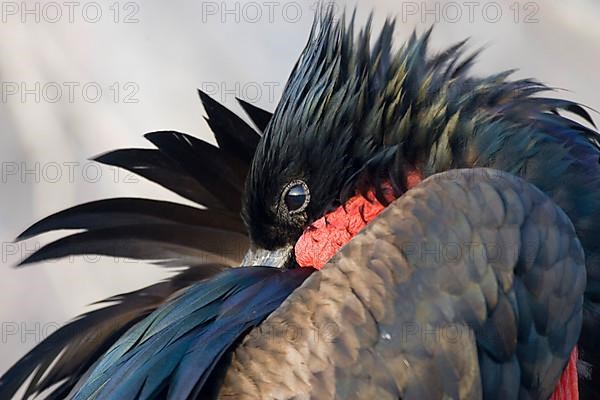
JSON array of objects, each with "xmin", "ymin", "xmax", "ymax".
[{"xmin": 221, "ymin": 168, "xmax": 585, "ymax": 400}]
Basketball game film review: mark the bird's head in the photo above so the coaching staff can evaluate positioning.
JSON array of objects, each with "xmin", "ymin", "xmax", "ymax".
[
  {"xmin": 240, "ymin": 9, "xmax": 553, "ymax": 271},
  {"xmin": 241, "ymin": 14, "xmax": 424, "ymax": 270}
]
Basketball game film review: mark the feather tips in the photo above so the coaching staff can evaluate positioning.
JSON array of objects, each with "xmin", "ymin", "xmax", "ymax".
[
  {"xmin": 2, "ymin": 92, "xmax": 262, "ymax": 398},
  {"xmin": 0, "ymin": 266, "xmax": 226, "ymax": 400},
  {"xmin": 17, "ymin": 197, "xmax": 245, "ymax": 241},
  {"xmin": 236, "ymin": 97, "xmax": 273, "ymax": 133}
]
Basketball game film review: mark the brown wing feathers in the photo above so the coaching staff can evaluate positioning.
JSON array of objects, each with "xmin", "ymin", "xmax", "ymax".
[{"xmin": 220, "ymin": 169, "xmax": 585, "ymax": 399}]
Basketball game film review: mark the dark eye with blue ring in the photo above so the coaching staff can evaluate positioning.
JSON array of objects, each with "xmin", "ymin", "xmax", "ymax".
[{"xmin": 283, "ymin": 181, "xmax": 310, "ymax": 213}]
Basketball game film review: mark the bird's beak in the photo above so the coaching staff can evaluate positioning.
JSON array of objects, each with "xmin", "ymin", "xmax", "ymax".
[{"xmin": 241, "ymin": 245, "xmax": 295, "ymax": 269}]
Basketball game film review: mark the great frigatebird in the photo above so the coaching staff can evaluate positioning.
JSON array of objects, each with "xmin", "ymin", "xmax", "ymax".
[{"xmin": 0, "ymin": 11, "xmax": 598, "ymax": 400}]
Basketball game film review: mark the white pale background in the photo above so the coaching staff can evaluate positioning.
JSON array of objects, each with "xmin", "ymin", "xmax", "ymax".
[{"xmin": 1, "ymin": 0, "xmax": 599, "ymax": 375}]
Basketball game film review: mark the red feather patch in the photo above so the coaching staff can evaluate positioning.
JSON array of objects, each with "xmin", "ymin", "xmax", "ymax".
[
  {"xmin": 295, "ymin": 170, "xmax": 421, "ymax": 269},
  {"xmin": 551, "ymin": 348, "xmax": 579, "ymax": 400}
]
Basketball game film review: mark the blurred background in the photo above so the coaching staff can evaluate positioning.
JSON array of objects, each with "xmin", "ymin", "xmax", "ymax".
[{"xmin": 1, "ymin": 0, "xmax": 599, "ymax": 374}]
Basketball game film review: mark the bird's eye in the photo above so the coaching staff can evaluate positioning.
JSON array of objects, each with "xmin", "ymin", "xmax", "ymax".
[{"xmin": 282, "ymin": 180, "xmax": 310, "ymax": 214}]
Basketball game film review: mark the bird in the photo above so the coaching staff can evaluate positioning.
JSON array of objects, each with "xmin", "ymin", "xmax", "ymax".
[{"xmin": 1, "ymin": 10, "xmax": 599, "ymax": 400}]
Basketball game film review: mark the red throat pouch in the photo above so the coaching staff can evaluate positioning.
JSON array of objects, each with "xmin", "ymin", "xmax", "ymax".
[{"xmin": 294, "ymin": 169, "xmax": 422, "ymax": 270}]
